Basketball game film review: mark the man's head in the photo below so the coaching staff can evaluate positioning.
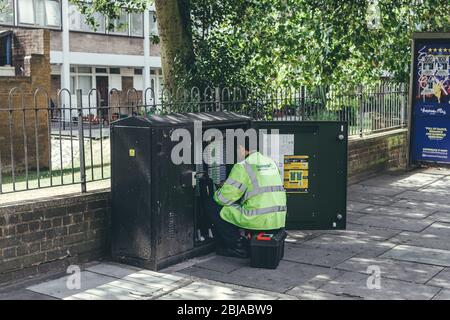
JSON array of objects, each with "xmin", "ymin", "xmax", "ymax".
[
  {"xmin": 237, "ymin": 138, "xmax": 256, "ymax": 160},
  {"xmin": 238, "ymin": 144, "xmax": 249, "ymax": 160}
]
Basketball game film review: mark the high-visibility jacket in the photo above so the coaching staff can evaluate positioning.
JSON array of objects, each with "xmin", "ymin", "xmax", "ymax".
[{"xmin": 213, "ymin": 151, "xmax": 287, "ymax": 230}]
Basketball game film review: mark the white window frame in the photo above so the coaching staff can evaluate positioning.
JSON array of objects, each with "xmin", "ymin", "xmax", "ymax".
[
  {"xmin": 129, "ymin": 12, "xmax": 144, "ymax": 38},
  {"xmin": 68, "ymin": 2, "xmax": 106, "ymax": 34},
  {"xmin": 17, "ymin": 0, "xmax": 62, "ymax": 29}
]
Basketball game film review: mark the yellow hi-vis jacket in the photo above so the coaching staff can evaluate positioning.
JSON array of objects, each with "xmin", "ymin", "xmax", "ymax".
[{"xmin": 213, "ymin": 151, "xmax": 287, "ymax": 230}]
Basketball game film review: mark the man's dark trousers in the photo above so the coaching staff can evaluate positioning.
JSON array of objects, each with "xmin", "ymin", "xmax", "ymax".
[{"xmin": 199, "ymin": 178, "xmax": 242, "ymax": 249}]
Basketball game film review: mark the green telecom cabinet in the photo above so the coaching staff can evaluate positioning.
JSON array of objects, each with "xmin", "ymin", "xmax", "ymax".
[
  {"xmin": 253, "ymin": 121, "xmax": 348, "ymax": 230},
  {"xmin": 110, "ymin": 113, "xmax": 348, "ymax": 270}
]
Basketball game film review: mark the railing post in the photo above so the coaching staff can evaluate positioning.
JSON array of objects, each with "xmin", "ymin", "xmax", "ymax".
[
  {"xmin": 358, "ymin": 85, "xmax": 364, "ymax": 137},
  {"xmin": 215, "ymin": 87, "xmax": 220, "ymax": 111},
  {"xmin": 401, "ymin": 83, "xmax": 406, "ymax": 127},
  {"xmin": 77, "ymin": 89, "xmax": 87, "ymax": 193}
]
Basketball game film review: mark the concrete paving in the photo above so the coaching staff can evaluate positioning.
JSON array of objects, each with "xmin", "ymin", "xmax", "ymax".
[{"xmin": 2, "ymin": 167, "xmax": 450, "ymax": 300}]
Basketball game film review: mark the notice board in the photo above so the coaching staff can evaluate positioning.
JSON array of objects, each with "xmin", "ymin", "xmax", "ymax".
[{"xmin": 409, "ymin": 33, "xmax": 450, "ymax": 164}]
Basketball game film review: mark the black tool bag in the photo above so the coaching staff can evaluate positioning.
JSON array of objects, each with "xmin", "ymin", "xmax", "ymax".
[{"xmin": 250, "ymin": 229, "xmax": 287, "ymax": 269}]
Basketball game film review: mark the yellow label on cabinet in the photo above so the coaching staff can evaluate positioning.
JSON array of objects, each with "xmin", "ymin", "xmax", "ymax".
[
  {"xmin": 284, "ymin": 155, "xmax": 309, "ymax": 193},
  {"xmin": 129, "ymin": 149, "xmax": 136, "ymax": 157}
]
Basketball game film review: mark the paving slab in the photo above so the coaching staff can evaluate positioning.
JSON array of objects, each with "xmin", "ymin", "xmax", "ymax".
[
  {"xmin": 63, "ymin": 278, "xmax": 164, "ymax": 300},
  {"xmin": 361, "ymin": 205, "xmax": 434, "ymax": 219},
  {"xmin": 193, "ymin": 256, "xmax": 250, "ymax": 274},
  {"xmin": 318, "ymin": 271, "xmax": 440, "ymax": 300},
  {"xmin": 418, "ymin": 184, "xmax": 450, "ymax": 196},
  {"xmin": 286, "ymin": 287, "xmax": 360, "ymax": 300},
  {"xmin": 0, "ymin": 289, "xmax": 57, "ymax": 300},
  {"xmin": 27, "ymin": 263, "xmax": 191, "ymax": 300},
  {"xmin": 326, "ymin": 223, "xmax": 402, "ymax": 242},
  {"xmin": 391, "ymin": 222, "xmax": 450, "ymax": 251},
  {"xmin": 179, "ymin": 261, "xmax": 342, "ymax": 294},
  {"xmin": 158, "ymin": 281, "xmax": 278, "ymax": 300},
  {"xmin": 432, "ymin": 289, "xmax": 450, "ymax": 300},
  {"xmin": 395, "ymin": 191, "xmax": 450, "ymax": 205},
  {"xmin": 29, "ymin": 273, "xmax": 159, "ymax": 300},
  {"xmin": 282, "ymin": 245, "xmax": 355, "ymax": 268},
  {"xmin": 335, "ymin": 257, "xmax": 443, "ymax": 284},
  {"xmin": 351, "ymin": 214, "xmax": 433, "ymax": 232},
  {"xmin": 301, "ymin": 234, "xmax": 396, "ymax": 258},
  {"xmin": 86, "ymin": 263, "xmax": 189, "ymax": 290},
  {"xmin": 360, "ymin": 173, "xmax": 441, "ymax": 189},
  {"xmin": 347, "ymin": 212, "xmax": 367, "ymax": 223},
  {"xmin": 418, "ymin": 167, "xmax": 450, "ymax": 176},
  {"xmin": 391, "ymin": 199, "xmax": 450, "ymax": 212},
  {"xmin": 428, "ymin": 212, "xmax": 450, "ymax": 224},
  {"xmin": 426, "ymin": 268, "xmax": 450, "ymax": 289},
  {"xmin": 285, "ymin": 230, "xmax": 324, "ymax": 244},
  {"xmin": 381, "ymin": 245, "xmax": 450, "ymax": 267},
  {"xmin": 347, "ymin": 184, "xmax": 406, "ymax": 197},
  {"xmin": 347, "ymin": 201, "xmax": 373, "ymax": 212},
  {"xmin": 27, "ymin": 271, "xmax": 119, "ymax": 299},
  {"xmin": 347, "ymin": 192, "xmax": 398, "ymax": 206}
]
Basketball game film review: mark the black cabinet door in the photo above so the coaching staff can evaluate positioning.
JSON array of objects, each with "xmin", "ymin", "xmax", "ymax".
[
  {"xmin": 251, "ymin": 121, "xmax": 348, "ymax": 230},
  {"xmin": 152, "ymin": 127, "xmax": 195, "ymax": 260},
  {"xmin": 111, "ymin": 125, "xmax": 152, "ymax": 259}
]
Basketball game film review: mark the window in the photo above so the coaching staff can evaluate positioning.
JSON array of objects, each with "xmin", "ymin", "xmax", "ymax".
[
  {"xmin": 77, "ymin": 66, "xmax": 92, "ymax": 73},
  {"xmin": 78, "ymin": 75, "xmax": 92, "ymax": 93},
  {"xmin": 69, "ymin": 3, "xmax": 105, "ymax": 33},
  {"xmin": 149, "ymin": 11, "xmax": 158, "ymax": 35},
  {"xmin": 0, "ymin": 32, "xmax": 13, "ymax": 66},
  {"xmin": 35, "ymin": 0, "xmax": 46, "ymax": 26},
  {"xmin": 70, "ymin": 76, "xmax": 76, "ymax": 93},
  {"xmin": 95, "ymin": 67, "xmax": 107, "ymax": 74},
  {"xmin": 45, "ymin": 0, "xmax": 61, "ymax": 27},
  {"xmin": 130, "ymin": 13, "xmax": 143, "ymax": 37},
  {"xmin": 134, "ymin": 68, "xmax": 143, "ymax": 75},
  {"xmin": 110, "ymin": 68, "xmax": 120, "ymax": 74},
  {"xmin": 111, "ymin": 9, "xmax": 128, "ymax": 35},
  {"xmin": 18, "ymin": 0, "xmax": 35, "ymax": 24},
  {"xmin": 0, "ymin": 0, "xmax": 14, "ymax": 25},
  {"xmin": 18, "ymin": 0, "xmax": 61, "ymax": 28}
]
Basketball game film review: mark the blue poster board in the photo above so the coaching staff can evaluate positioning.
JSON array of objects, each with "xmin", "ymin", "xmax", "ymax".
[{"xmin": 410, "ymin": 34, "xmax": 450, "ymax": 164}]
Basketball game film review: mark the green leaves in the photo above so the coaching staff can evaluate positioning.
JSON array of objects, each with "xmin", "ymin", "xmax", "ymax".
[
  {"xmin": 72, "ymin": 0, "xmax": 450, "ymax": 91},
  {"xmin": 190, "ymin": 0, "xmax": 450, "ymax": 89},
  {"xmin": 71, "ymin": 0, "xmax": 150, "ymax": 31}
]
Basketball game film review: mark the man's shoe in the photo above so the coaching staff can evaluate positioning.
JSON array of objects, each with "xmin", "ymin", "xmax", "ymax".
[
  {"xmin": 216, "ymin": 237, "xmax": 250, "ymax": 259},
  {"xmin": 216, "ymin": 245, "xmax": 249, "ymax": 259}
]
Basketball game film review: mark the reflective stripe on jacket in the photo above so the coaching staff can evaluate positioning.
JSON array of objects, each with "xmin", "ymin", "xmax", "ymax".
[{"xmin": 213, "ymin": 151, "xmax": 287, "ymax": 230}]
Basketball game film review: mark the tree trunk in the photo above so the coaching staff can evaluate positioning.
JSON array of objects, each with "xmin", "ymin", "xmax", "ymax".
[{"xmin": 155, "ymin": 0, "xmax": 195, "ymax": 92}]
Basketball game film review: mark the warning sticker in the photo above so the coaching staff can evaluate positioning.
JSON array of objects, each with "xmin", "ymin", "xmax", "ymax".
[{"xmin": 284, "ymin": 156, "xmax": 309, "ymax": 193}]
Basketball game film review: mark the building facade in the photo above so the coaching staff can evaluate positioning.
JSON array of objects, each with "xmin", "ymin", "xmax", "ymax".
[{"xmin": 0, "ymin": 0, "xmax": 163, "ymax": 110}]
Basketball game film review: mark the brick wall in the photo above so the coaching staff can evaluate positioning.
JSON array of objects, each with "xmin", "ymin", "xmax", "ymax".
[
  {"xmin": 348, "ymin": 129, "xmax": 408, "ymax": 184},
  {"xmin": 0, "ymin": 28, "xmax": 51, "ymax": 173},
  {"xmin": 0, "ymin": 190, "xmax": 110, "ymax": 285}
]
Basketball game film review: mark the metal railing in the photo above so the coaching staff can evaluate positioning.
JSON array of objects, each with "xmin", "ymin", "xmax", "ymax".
[{"xmin": 0, "ymin": 82, "xmax": 408, "ymax": 194}]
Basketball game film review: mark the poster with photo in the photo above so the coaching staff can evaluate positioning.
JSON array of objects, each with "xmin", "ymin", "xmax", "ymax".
[{"xmin": 410, "ymin": 35, "xmax": 450, "ymax": 164}]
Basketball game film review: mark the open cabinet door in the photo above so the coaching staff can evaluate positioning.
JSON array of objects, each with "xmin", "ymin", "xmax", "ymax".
[{"xmin": 252, "ymin": 121, "xmax": 348, "ymax": 230}]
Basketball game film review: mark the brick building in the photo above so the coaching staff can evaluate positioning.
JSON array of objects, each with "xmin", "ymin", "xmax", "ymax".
[
  {"xmin": 0, "ymin": 0, "xmax": 163, "ymax": 115},
  {"xmin": 0, "ymin": 28, "xmax": 51, "ymax": 173}
]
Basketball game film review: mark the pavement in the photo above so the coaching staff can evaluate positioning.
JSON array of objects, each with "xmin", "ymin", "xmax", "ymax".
[{"xmin": 2, "ymin": 167, "xmax": 450, "ymax": 300}]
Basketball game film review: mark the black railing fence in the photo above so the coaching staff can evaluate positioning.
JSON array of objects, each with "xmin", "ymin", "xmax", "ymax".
[{"xmin": 0, "ymin": 82, "xmax": 408, "ymax": 194}]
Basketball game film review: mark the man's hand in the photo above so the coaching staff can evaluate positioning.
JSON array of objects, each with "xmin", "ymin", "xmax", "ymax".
[{"xmin": 215, "ymin": 182, "xmax": 224, "ymax": 189}]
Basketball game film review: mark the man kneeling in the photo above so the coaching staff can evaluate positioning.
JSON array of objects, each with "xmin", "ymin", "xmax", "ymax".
[{"xmin": 201, "ymin": 143, "xmax": 287, "ymax": 258}]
